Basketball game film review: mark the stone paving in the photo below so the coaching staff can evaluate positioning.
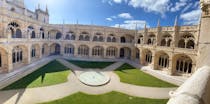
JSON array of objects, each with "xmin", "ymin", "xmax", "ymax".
[{"xmin": 0, "ymin": 58, "xmax": 178, "ymax": 104}]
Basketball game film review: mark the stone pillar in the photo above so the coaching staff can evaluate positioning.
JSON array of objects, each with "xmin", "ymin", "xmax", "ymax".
[
  {"xmin": 140, "ymin": 50, "xmax": 145, "ymax": 65},
  {"xmin": 131, "ymin": 48, "xmax": 136, "ymax": 61},
  {"xmin": 28, "ymin": 45, "xmax": 32, "ymax": 64},
  {"xmin": 74, "ymin": 46, "xmax": 78, "ymax": 57},
  {"xmin": 60, "ymin": 43, "xmax": 64, "ymax": 56},
  {"xmin": 103, "ymin": 48, "xmax": 107, "ymax": 58},
  {"xmin": 168, "ymin": 57, "xmax": 173, "ymax": 75},
  {"xmin": 7, "ymin": 50, "xmax": 13, "ymax": 72}
]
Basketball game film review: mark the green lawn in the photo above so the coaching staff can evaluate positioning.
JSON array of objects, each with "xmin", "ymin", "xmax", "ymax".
[
  {"xmin": 42, "ymin": 91, "xmax": 168, "ymax": 104},
  {"xmin": 2, "ymin": 60, "xmax": 70, "ymax": 90},
  {"xmin": 115, "ymin": 64, "xmax": 177, "ymax": 87},
  {"xmin": 68, "ymin": 60, "xmax": 114, "ymax": 69}
]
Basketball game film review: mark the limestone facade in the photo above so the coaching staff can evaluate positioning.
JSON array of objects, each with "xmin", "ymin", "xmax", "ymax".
[{"xmin": 0, "ymin": 0, "xmax": 208, "ymax": 77}]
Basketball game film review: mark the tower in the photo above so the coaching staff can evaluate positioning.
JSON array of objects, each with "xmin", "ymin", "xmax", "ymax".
[
  {"xmin": 13, "ymin": 0, "xmax": 25, "ymax": 8},
  {"xmin": 199, "ymin": 0, "xmax": 210, "ymax": 44},
  {"xmin": 197, "ymin": 0, "xmax": 210, "ymax": 68}
]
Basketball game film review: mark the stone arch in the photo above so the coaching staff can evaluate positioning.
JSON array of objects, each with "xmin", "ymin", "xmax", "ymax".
[
  {"xmin": 92, "ymin": 46, "xmax": 104, "ymax": 57},
  {"xmin": 154, "ymin": 51, "xmax": 170, "ymax": 70},
  {"xmin": 147, "ymin": 34, "xmax": 156, "ymax": 45},
  {"xmin": 31, "ymin": 44, "xmax": 41, "ymax": 59},
  {"xmin": 12, "ymin": 45, "xmax": 28, "ymax": 69},
  {"xmin": 106, "ymin": 46, "xmax": 118, "ymax": 57},
  {"xmin": 78, "ymin": 45, "xmax": 89, "ymax": 56},
  {"xmin": 160, "ymin": 33, "xmax": 172, "ymax": 47},
  {"xmin": 27, "ymin": 26, "xmax": 36, "ymax": 39},
  {"xmin": 50, "ymin": 43, "xmax": 61, "ymax": 55},
  {"xmin": 7, "ymin": 22, "xmax": 22, "ymax": 38},
  {"xmin": 107, "ymin": 34, "xmax": 116, "ymax": 42},
  {"xmin": 64, "ymin": 44, "xmax": 74, "ymax": 56},
  {"xmin": 93, "ymin": 32, "xmax": 103, "ymax": 42},
  {"xmin": 172, "ymin": 54, "xmax": 194, "ymax": 75},
  {"xmin": 120, "ymin": 47, "xmax": 131, "ymax": 59},
  {"xmin": 142, "ymin": 49, "xmax": 153, "ymax": 65},
  {"xmin": 48, "ymin": 29, "xmax": 62, "ymax": 39},
  {"xmin": 137, "ymin": 35, "xmax": 143, "ymax": 44},
  {"xmin": 79, "ymin": 32, "xmax": 90, "ymax": 41}
]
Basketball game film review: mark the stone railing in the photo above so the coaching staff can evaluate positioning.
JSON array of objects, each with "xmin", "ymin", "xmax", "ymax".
[{"xmin": 167, "ymin": 66, "xmax": 210, "ymax": 104}]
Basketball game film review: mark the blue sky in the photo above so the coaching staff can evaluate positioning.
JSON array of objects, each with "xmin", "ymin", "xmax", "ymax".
[{"xmin": 25, "ymin": 0, "xmax": 201, "ymax": 29}]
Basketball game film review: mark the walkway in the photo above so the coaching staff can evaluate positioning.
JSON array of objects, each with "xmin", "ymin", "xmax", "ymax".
[{"xmin": 0, "ymin": 58, "xmax": 177, "ymax": 104}]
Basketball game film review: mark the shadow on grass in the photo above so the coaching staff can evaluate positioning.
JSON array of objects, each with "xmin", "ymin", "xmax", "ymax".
[
  {"xmin": 115, "ymin": 64, "xmax": 135, "ymax": 73},
  {"xmin": 67, "ymin": 60, "xmax": 114, "ymax": 69},
  {"xmin": 2, "ymin": 60, "xmax": 69, "ymax": 90}
]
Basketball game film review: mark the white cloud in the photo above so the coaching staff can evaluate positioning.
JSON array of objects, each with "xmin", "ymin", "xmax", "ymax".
[
  {"xmin": 118, "ymin": 13, "xmax": 133, "ymax": 19},
  {"xmin": 106, "ymin": 18, "xmax": 113, "ymax": 21},
  {"xmin": 102, "ymin": 0, "xmax": 127, "ymax": 4},
  {"xmin": 181, "ymin": 3, "xmax": 193, "ymax": 13},
  {"xmin": 128, "ymin": 0, "xmax": 170, "ymax": 16},
  {"xmin": 113, "ymin": 0, "xmax": 122, "ymax": 3},
  {"xmin": 106, "ymin": 13, "xmax": 133, "ymax": 21},
  {"xmin": 170, "ymin": 2, "xmax": 187, "ymax": 12},
  {"xmin": 180, "ymin": 9, "xmax": 201, "ymax": 25},
  {"xmin": 112, "ymin": 20, "xmax": 149, "ymax": 30}
]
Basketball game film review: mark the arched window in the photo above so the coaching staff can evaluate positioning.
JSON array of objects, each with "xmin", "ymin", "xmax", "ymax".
[
  {"xmin": 158, "ymin": 54, "xmax": 169, "ymax": 68},
  {"xmin": 106, "ymin": 47, "xmax": 117, "ymax": 57},
  {"xmin": 16, "ymin": 29, "xmax": 22, "ymax": 38},
  {"xmin": 31, "ymin": 31, "xmax": 36, "ymax": 38},
  {"xmin": 56, "ymin": 32, "xmax": 62, "ymax": 39},
  {"xmin": 78, "ymin": 45, "xmax": 89, "ymax": 56},
  {"xmin": 64, "ymin": 44, "xmax": 74, "ymax": 55},
  {"xmin": 40, "ymin": 28, "xmax": 45, "ymax": 39},
  {"xmin": 107, "ymin": 37, "xmax": 111, "ymax": 42},
  {"xmin": 178, "ymin": 39, "xmax": 185, "ymax": 48},
  {"xmin": 8, "ymin": 22, "xmax": 22, "ymax": 38},
  {"xmin": 145, "ymin": 51, "xmax": 152, "ymax": 63},
  {"xmin": 137, "ymin": 39, "xmax": 141, "ymax": 44},
  {"xmin": 65, "ymin": 34, "xmax": 70, "ymax": 40},
  {"xmin": 175, "ymin": 55, "xmax": 193, "ymax": 74},
  {"xmin": 92, "ymin": 46, "xmax": 103, "ymax": 56},
  {"xmin": 112, "ymin": 37, "xmax": 116, "ymax": 42},
  {"xmin": 147, "ymin": 39, "xmax": 152, "ymax": 45},
  {"xmin": 93, "ymin": 36, "xmax": 98, "ymax": 41},
  {"xmin": 85, "ymin": 35, "xmax": 90, "ymax": 41},
  {"xmin": 71, "ymin": 35, "xmax": 76, "ymax": 40},
  {"xmin": 31, "ymin": 46, "xmax": 36, "ymax": 58},
  {"xmin": 186, "ymin": 40, "xmax": 195, "ymax": 49},
  {"xmin": 161, "ymin": 39, "xmax": 166, "ymax": 46},
  {"xmin": 121, "ymin": 37, "xmax": 126, "ymax": 43},
  {"xmin": 79, "ymin": 35, "xmax": 84, "ymax": 40},
  {"xmin": 12, "ymin": 47, "xmax": 23, "ymax": 64},
  {"xmin": 99, "ymin": 36, "xmax": 104, "ymax": 42}
]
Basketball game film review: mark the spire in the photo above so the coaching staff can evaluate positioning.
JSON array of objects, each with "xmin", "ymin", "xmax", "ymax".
[
  {"xmin": 38, "ymin": 3, "xmax": 40, "ymax": 9},
  {"xmin": 144, "ymin": 23, "xmax": 147, "ymax": 29},
  {"xmin": 157, "ymin": 19, "xmax": 160, "ymax": 27},
  {"xmin": 174, "ymin": 16, "xmax": 178, "ymax": 26},
  {"xmin": 46, "ymin": 4, "xmax": 48, "ymax": 14}
]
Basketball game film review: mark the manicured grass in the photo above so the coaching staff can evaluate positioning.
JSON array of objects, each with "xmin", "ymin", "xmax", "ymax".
[
  {"xmin": 115, "ymin": 64, "xmax": 177, "ymax": 87},
  {"xmin": 2, "ymin": 60, "xmax": 70, "ymax": 90},
  {"xmin": 42, "ymin": 91, "xmax": 168, "ymax": 104},
  {"xmin": 68, "ymin": 60, "xmax": 114, "ymax": 69}
]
